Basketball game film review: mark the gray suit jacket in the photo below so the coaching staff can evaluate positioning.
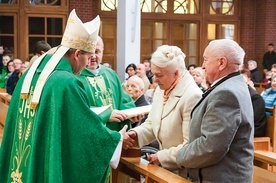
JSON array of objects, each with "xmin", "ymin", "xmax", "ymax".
[{"xmin": 176, "ymin": 74, "xmax": 254, "ymax": 183}]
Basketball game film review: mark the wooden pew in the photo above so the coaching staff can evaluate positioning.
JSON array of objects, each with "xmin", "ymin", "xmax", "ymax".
[
  {"xmin": 265, "ymin": 106, "xmax": 276, "ymax": 152},
  {"xmin": 0, "ymin": 102, "xmax": 8, "ymax": 144},
  {"xmin": 253, "ymin": 166, "xmax": 276, "ymax": 183},
  {"xmin": 0, "ymin": 88, "xmax": 6, "ymax": 93},
  {"xmin": 254, "ymin": 150, "xmax": 276, "ymax": 166},
  {"xmin": 254, "ymin": 82, "xmax": 266, "ymax": 94},
  {"xmin": 0, "ymin": 102, "xmax": 8, "ymax": 127},
  {"xmin": 112, "ymin": 149, "xmax": 191, "ymax": 183},
  {"xmin": 254, "ymin": 106, "xmax": 276, "ymax": 171},
  {"xmin": 0, "ymin": 93, "xmax": 11, "ymax": 105},
  {"xmin": 254, "ymin": 106, "xmax": 276, "ymax": 152}
]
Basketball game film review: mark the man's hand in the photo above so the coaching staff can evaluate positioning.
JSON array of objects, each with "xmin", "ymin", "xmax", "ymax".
[
  {"xmin": 122, "ymin": 131, "xmax": 137, "ymax": 150},
  {"xmin": 119, "ymin": 125, "xmax": 128, "ymax": 135},
  {"xmin": 129, "ymin": 114, "xmax": 145, "ymax": 124},
  {"xmin": 148, "ymin": 153, "xmax": 160, "ymax": 166},
  {"xmin": 109, "ymin": 110, "xmax": 128, "ymax": 122}
]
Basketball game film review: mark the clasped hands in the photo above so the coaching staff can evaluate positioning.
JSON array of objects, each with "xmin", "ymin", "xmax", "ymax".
[{"xmin": 120, "ymin": 127, "xmax": 160, "ymax": 166}]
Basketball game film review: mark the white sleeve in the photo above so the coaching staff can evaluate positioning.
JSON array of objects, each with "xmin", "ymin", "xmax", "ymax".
[{"xmin": 109, "ymin": 133, "xmax": 123, "ymax": 169}]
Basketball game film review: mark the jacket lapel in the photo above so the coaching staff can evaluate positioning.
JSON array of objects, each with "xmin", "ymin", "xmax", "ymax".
[{"xmin": 161, "ymin": 73, "xmax": 189, "ymax": 119}]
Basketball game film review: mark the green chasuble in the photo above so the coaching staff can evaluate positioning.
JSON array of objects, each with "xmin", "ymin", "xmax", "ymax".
[
  {"xmin": 78, "ymin": 66, "xmax": 135, "ymax": 131},
  {"xmin": 0, "ymin": 55, "xmax": 121, "ymax": 183}
]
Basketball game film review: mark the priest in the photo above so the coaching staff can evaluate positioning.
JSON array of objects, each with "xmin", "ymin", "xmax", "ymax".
[{"xmin": 0, "ymin": 9, "xmax": 126, "ymax": 183}]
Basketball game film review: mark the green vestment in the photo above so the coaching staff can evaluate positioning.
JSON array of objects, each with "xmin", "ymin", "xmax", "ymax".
[
  {"xmin": 78, "ymin": 66, "xmax": 135, "ymax": 131},
  {"xmin": 0, "ymin": 55, "xmax": 121, "ymax": 183}
]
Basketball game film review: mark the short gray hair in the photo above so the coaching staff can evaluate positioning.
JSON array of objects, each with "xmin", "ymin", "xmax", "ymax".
[
  {"xmin": 247, "ymin": 60, "xmax": 257, "ymax": 68},
  {"xmin": 207, "ymin": 39, "xmax": 245, "ymax": 65},
  {"xmin": 127, "ymin": 75, "xmax": 145, "ymax": 89},
  {"xmin": 151, "ymin": 45, "xmax": 186, "ymax": 75}
]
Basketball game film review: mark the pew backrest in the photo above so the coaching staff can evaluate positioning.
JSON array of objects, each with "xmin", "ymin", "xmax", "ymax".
[
  {"xmin": 265, "ymin": 106, "xmax": 276, "ymax": 152},
  {"xmin": 0, "ymin": 102, "xmax": 8, "ymax": 127}
]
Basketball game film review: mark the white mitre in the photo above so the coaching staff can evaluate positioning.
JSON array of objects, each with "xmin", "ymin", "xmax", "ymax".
[
  {"xmin": 61, "ymin": 9, "xmax": 100, "ymax": 53},
  {"xmin": 20, "ymin": 9, "xmax": 100, "ymax": 109}
]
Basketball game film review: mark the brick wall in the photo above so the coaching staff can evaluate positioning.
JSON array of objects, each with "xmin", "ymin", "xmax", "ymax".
[
  {"xmin": 241, "ymin": 0, "xmax": 276, "ymax": 73},
  {"xmin": 240, "ymin": 0, "xmax": 256, "ymax": 62},
  {"xmin": 69, "ymin": 0, "xmax": 99, "ymax": 22}
]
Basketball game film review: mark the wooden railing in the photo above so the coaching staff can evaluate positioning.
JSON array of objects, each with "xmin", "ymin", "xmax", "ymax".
[{"xmin": 112, "ymin": 149, "xmax": 191, "ymax": 183}]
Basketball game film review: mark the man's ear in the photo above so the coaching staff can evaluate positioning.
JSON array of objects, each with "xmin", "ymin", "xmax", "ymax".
[
  {"xmin": 74, "ymin": 49, "xmax": 81, "ymax": 60},
  {"xmin": 219, "ymin": 57, "xmax": 227, "ymax": 70}
]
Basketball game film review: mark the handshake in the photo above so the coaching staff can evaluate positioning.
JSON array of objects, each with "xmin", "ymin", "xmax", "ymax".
[
  {"xmin": 119, "ymin": 125, "xmax": 160, "ymax": 165},
  {"xmin": 119, "ymin": 125, "xmax": 137, "ymax": 150}
]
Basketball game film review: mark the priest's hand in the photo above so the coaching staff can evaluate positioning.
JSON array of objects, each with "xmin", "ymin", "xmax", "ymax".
[
  {"xmin": 123, "ymin": 131, "xmax": 136, "ymax": 150},
  {"xmin": 119, "ymin": 125, "xmax": 128, "ymax": 135},
  {"xmin": 129, "ymin": 114, "xmax": 144, "ymax": 124},
  {"xmin": 148, "ymin": 153, "xmax": 160, "ymax": 166},
  {"xmin": 109, "ymin": 109, "xmax": 128, "ymax": 122}
]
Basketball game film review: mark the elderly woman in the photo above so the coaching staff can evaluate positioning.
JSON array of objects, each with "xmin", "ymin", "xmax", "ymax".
[
  {"xmin": 248, "ymin": 60, "xmax": 261, "ymax": 83},
  {"xmin": 123, "ymin": 45, "xmax": 202, "ymax": 177}
]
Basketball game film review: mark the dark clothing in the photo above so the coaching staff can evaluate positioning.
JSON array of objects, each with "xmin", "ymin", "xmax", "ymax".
[
  {"xmin": 262, "ymin": 51, "xmax": 276, "ymax": 71},
  {"xmin": 132, "ymin": 94, "xmax": 149, "ymax": 127},
  {"xmin": 248, "ymin": 85, "xmax": 267, "ymax": 137},
  {"xmin": 198, "ymin": 83, "xmax": 206, "ymax": 93},
  {"xmin": 266, "ymin": 82, "xmax": 271, "ymax": 89},
  {"xmin": 146, "ymin": 70, "xmax": 154, "ymax": 84},
  {"xmin": 6, "ymin": 70, "xmax": 21, "ymax": 95},
  {"xmin": 250, "ymin": 68, "xmax": 262, "ymax": 83}
]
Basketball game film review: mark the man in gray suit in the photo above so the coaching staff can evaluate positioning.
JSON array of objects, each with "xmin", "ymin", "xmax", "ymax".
[{"xmin": 176, "ymin": 39, "xmax": 254, "ymax": 183}]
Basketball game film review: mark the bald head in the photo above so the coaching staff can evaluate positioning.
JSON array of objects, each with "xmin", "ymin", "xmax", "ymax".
[
  {"xmin": 87, "ymin": 36, "xmax": 104, "ymax": 70},
  {"xmin": 125, "ymin": 75, "xmax": 144, "ymax": 101},
  {"xmin": 136, "ymin": 64, "xmax": 146, "ymax": 77}
]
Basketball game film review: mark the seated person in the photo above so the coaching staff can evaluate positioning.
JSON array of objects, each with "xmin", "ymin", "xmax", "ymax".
[
  {"xmin": 265, "ymin": 63, "xmax": 276, "ymax": 89},
  {"xmin": 6, "ymin": 58, "xmax": 22, "ymax": 95},
  {"xmin": 261, "ymin": 75, "xmax": 276, "ymax": 116},
  {"xmin": 0, "ymin": 54, "xmax": 11, "ymax": 88},
  {"xmin": 187, "ymin": 64, "xmax": 196, "ymax": 75},
  {"xmin": 240, "ymin": 68, "xmax": 255, "ymax": 89},
  {"xmin": 191, "ymin": 67, "xmax": 207, "ymax": 92},
  {"xmin": 125, "ymin": 75, "xmax": 149, "ymax": 127},
  {"xmin": 248, "ymin": 60, "xmax": 262, "ymax": 83},
  {"xmin": 241, "ymin": 69, "xmax": 266, "ymax": 137},
  {"xmin": 145, "ymin": 77, "xmax": 158, "ymax": 104}
]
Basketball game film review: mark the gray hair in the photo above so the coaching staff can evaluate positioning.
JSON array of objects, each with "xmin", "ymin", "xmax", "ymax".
[
  {"xmin": 247, "ymin": 60, "xmax": 257, "ymax": 68},
  {"xmin": 127, "ymin": 75, "xmax": 145, "ymax": 89},
  {"xmin": 207, "ymin": 39, "xmax": 245, "ymax": 65},
  {"xmin": 151, "ymin": 45, "xmax": 186, "ymax": 75}
]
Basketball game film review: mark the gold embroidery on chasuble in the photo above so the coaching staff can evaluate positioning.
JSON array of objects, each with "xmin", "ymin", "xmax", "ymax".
[
  {"xmin": 86, "ymin": 75, "xmax": 114, "ymax": 108},
  {"xmin": 11, "ymin": 87, "xmax": 36, "ymax": 183}
]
